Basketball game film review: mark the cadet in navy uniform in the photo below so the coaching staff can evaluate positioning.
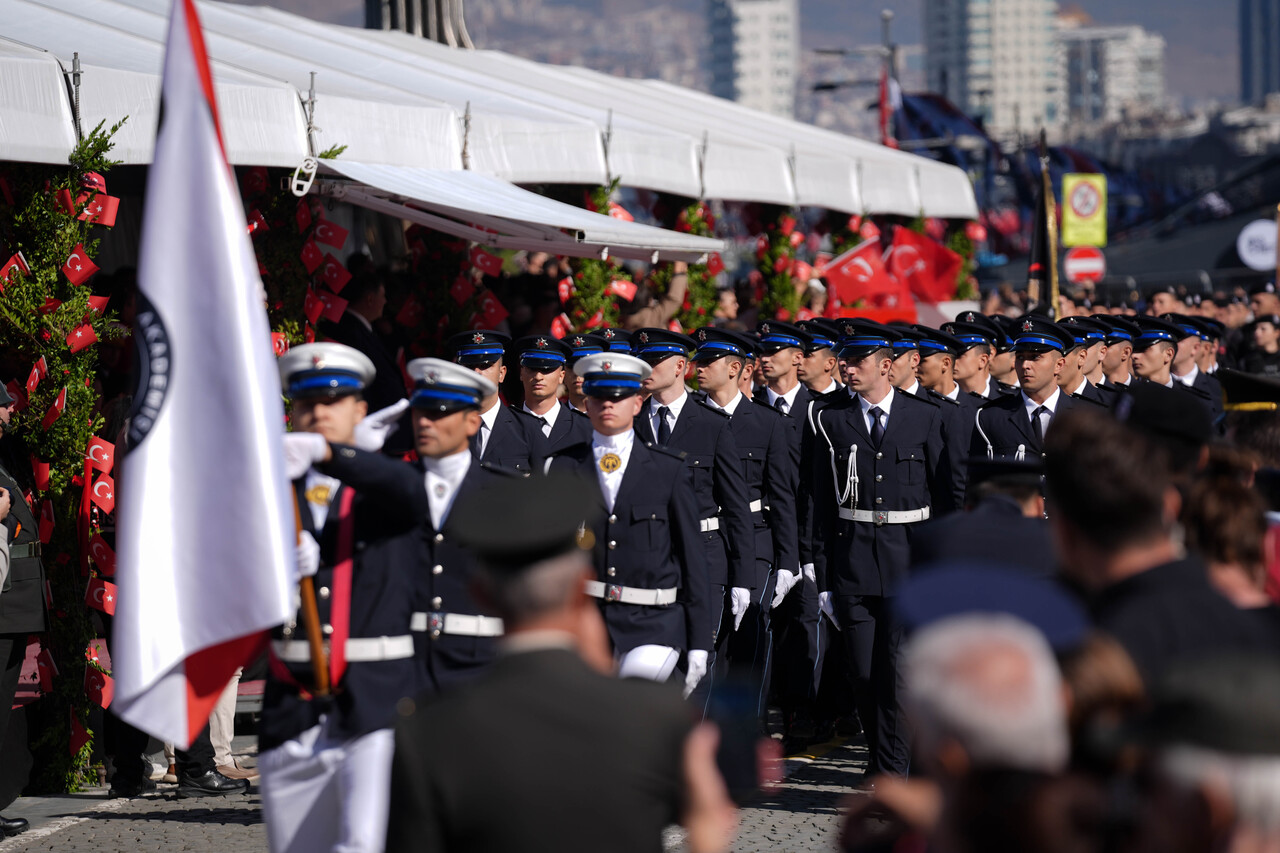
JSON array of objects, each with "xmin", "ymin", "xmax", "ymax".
[
  {"xmin": 563, "ymin": 333, "xmax": 606, "ymax": 413},
  {"xmin": 546, "ymin": 353, "xmax": 711, "ymax": 697},
  {"xmin": 264, "ymin": 343, "xmax": 421, "ymax": 853},
  {"xmin": 753, "ymin": 321, "xmax": 816, "ymax": 419},
  {"xmin": 970, "ymin": 318, "xmax": 1087, "ymax": 462},
  {"xmin": 512, "ymin": 335, "xmax": 592, "ymax": 454},
  {"xmin": 1056, "ymin": 316, "xmax": 1112, "ymax": 406},
  {"xmin": 447, "ymin": 330, "xmax": 548, "ymax": 474},
  {"xmin": 1096, "ymin": 315, "xmax": 1138, "ymax": 391},
  {"xmin": 691, "ymin": 327, "xmax": 797, "ymax": 719},
  {"xmin": 633, "ymin": 329, "xmax": 754, "ymax": 672},
  {"xmin": 942, "ymin": 312, "xmax": 1016, "ymax": 400},
  {"xmin": 910, "ymin": 325, "xmax": 978, "ymax": 507},
  {"xmin": 1163, "ymin": 313, "xmax": 1225, "ymax": 420},
  {"xmin": 802, "ymin": 324, "xmax": 956, "ymax": 777},
  {"xmin": 797, "ymin": 319, "xmax": 843, "ymax": 396}
]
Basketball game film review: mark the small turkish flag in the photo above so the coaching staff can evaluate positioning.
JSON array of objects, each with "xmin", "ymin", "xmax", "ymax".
[
  {"xmin": 89, "ymin": 534, "xmax": 117, "ymax": 577},
  {"xmin": 0, "ymin": 251, "xmax": 30, "ymax": 288},
  {"xmin": 38, "ymin": 298, "xmax": 62, "ymax": 315},
  {"xmin": 38, "ymin": 499, "xmax": 54, "ymax": 544},
  {"xmin": 41, "ymin": 387, "xmax": 66, "ymax": 430},
  {"xmin": 77, "ymin": 192, "xmax": 119, "ymax": 227},
  {"xmin": 300, "ymin": 240, "xmax": 323, "ymax": 274},
  {"xmin": 90, "ymin": 473, "xmax": 115, "ymax": 514},
  {"xmin": 668, "ymin": 319, "xmax": 684, "ymax": 333},
  {"xmin": 470, "ymin": 247, "xmax": 503, "ymax": 277},
  {"xmin": 395, "ymin": 296, "xmax": 424, "ymax": 328},
  {"xmin": 242, "ymin": 166, "xmax": 268, "ymax": 197},
  {"xmin": 558, "ymin": 277, "xmax": 573, "ymax": 304},
  {"xmin": 550, "ymin": 314, "xmax": 570, "ymax": 340},
  {"xmin": 320, "ymin": 255, "xmax": 352, "ymax": 293},
  {"xmin": 318, "ymin": 290, "xmax": 348, "ymax": 324},
  {"xmin": 246, "ymin": 209, "xmax": 268, "ymax": 236},
  {"xmin": 66, "ymin": 324, "xmax": 98, "ymax": 353},
  {"xmin": 479, "ymin": 291, "xmax": 508, "ymax": 326},
  {"xmin": 304, "ymin": 324, "xmax": 316, "ymax": 344},
  {"xmin": 85, "ymin": 667, "xmax": 115, "ymax": 709},
  {"xmin": 607, "ymin": 202, "xmax": 634, "ymax": 222},
  {"xmin": 296, "ymin": 199, "xmax": 313, "ymax": 233},
  {"xmin": 86, "ymin": 436, "xmax": 114, "ymax": 473},
  {"xmin": 30, "ymin": 456, "xmax": 49, "ymax": 490},
  {"xmin": 55, "ymin": 187, "xmax": 75, "ymax": 215},
  {"xmin": 706, "ymin": 253, "xmax": 725, "ymax": 277},
  {"xmin": 26, "ymin": 367, "xmax": 40, "ymax": 395},
  {"xmin": 609, "ymin": 279, "xmax": 637, "ymax": 302},
  {"xmin": 314, "ymin": 220, "xmax": 349, "ymax": 249},
  {"xmin": 85, "ymin": 578, "xmax": 117, "ymax": 616},
  {"xmin": 303, "ymin": 290, "xmax": 324, "ymax": 325},
  {"xmin": 450, "ymin": 276, "xmax": 475, "ymax": 306},
  {"xmin": 69, "ymin": 710, "xmax": 91, "ymax": 756},
  {"xmin": 37, "ymin": 647, "xmax": 58, "ymax": 693},
  {"xmin": 62, "ymin": 244, "xmax": 99, "ymax": 285},
  {"xmin": 271, "ymin": 332, "xmax": 289, "ymax": 356},
  {"xmin": 4, "ymin": 382, "xmax": 25, "ymax": 412},
  {"xmin": 85, "ymin": 295, "xmax": 110, "ymax": 317},
  {"xmin": 34, "ymin": 355, "xmax": 48, "ymax": 379}
]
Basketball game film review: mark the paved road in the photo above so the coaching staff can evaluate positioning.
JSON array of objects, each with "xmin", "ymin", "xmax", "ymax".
[{"xmin": 0, "ymin": 738, "xmax": 868, "ymax": 852}]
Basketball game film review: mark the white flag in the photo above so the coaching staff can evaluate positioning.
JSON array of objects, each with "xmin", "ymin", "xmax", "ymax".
[{"xmin": 113, "ymin": 0, "xmax": 294, "ymax": 748}]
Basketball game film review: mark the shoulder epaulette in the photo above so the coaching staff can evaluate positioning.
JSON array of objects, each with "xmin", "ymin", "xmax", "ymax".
[
  {"xmin": 478, "ymin": 461, "xmax": 529, "ymax": 478},
  {"xmin": 925, "ymin": 389, "xmax": 961, "ymax": 407},
  {"xmin": 1069, "ymin": 393, "xmax": 1109, "ymax": 409},
  {"xmin": 899, "ymin": 389, "xmax": 940, "ymax": 408},
  {"xmin": 508, "ymin": 407, "xmax": 543, "ymax": 425},
  {"xmin": 643, "ymin": 441, "xmax": 688, "ymax": 461},
  {"xmin": 694, "ymin": 397, "xmax": 730, "ymax": 418}
]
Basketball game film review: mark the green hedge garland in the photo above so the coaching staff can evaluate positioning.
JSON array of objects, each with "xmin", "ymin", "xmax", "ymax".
[
  {"xmin": 649, "ymin": 200, "xmax": 719, "ymax": 331},
  {"xmin": 561, "ymin": 181, "xmax": 629, "ymax": 333},
  {"xmin": 757, "ymin": 210, "xmax": 803, "ymax": 321}
]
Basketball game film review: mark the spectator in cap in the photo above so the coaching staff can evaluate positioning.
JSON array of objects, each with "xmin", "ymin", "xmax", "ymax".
[
  {"xmin": 511, "ymin": 335, "xmax": 592, "ymax": 455},
  {"xmin": 1250, "ymin": 280, "xmax": 1280, "ymax": 319},
  {"xmin": 753, "ymin": 321, "xmax": 815, "ymax": 418},
  {"xmin": 1056, "ymin": 317, "xmax": 1112, "ymax": 407},
  {"xmin": 446, "ymin": 330, "xmax": 548, "ymax": 475},
  {"xmin": 546, "ymin": 353, "xmax": 712, "ymax": 696},
  {"xmin": 970, "ymin": 316, "xmax": 1084, "ymax": 463},
  {"xmin": 797, "ymin": 319, "xmax": 843, "ymax": 396},
  {"xmin": 942, "ymin": 312, "xmax": 1014, "ymax": 400},
  {"xmin": 1148, "ymin": 285, "xmax": 1182, "ymax": 318},
  {"xmin": 1162, "ymin": 314, "xmax": 1225, "ymax": 420},
  {"xmin": 386, "ymin": 471, "xmax": 743, "ymax": 853},
  {"xmin": 1246, "ymin": 314, "xmax": 1280, "ymax": 377},
  {"xmin": 1094, "ymin": 315, "xmax": 1137, "ymax": 391}
]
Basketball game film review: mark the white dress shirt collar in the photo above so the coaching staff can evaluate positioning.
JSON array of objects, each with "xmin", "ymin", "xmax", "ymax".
[
  {"xmin": 704, "ymin": 391, "xmax": 745, "ymax": 415},
  {"xmin": 650, "ymin": 389, "xmax": 689, "ymax": 436},
  {"xmin": 766, "ymin": 383, "xmax": 801, "ymax": 412},
  {"xmin": 1023, "ymin": 386, "xmax": 1061, "ymax": 418}
]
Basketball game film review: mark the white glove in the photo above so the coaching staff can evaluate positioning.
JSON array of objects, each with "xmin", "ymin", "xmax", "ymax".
[
  {"xmin": 283, "ymin": 432, "xmax": 328, "ymax": 480},
  {"xmin": 771, "ymin": 569, "xmax": 799, "ymax": 609},
  {"xmin": 353, "ymin": 399, "xmax": 409, "ymax": 452},
  {"xmin": 801, "ymin": 563, "xmax": 816, "ymax": 585},
  {"xmin": 818, "ymin": 591, "xmax": 839, "ymax": 631},
  {"xmin": 730, "ymin": 587, "xmax": 751, "ymax": 631},
  {"xmin": 683, "ymin": 650, "xmax": 709, "ymax": 699},
  {"xmin": 296, "ymin": 530, "xmax": 321, "ymax": 580}
]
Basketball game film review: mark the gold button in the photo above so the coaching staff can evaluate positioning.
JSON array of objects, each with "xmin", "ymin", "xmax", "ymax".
[
  {"xmin": 432, "ymin": 564, "xmax": 443, "ymax": 575},
  {"xmin": 319, "ymin": 586, "xmax": 330, "ymax": 598},
  {"xmin": 434, "ymin": 533, "xmax": 444, "ymax": 543},
  {"xmin": 607, "ymin": 567, "xmax": 616, "ymax": 577},
  {"xmin": 608, "ymin": 540, "xmax": 617, "ymax": 550},
  {"xmin": 431, "ymin": 596, "xmax": 442, "ymax": 608}
]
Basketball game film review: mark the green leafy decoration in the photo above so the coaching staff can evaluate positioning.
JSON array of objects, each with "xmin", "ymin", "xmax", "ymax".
[
  {"xmin": 757, "ymin": 209, "xmax": 803, "ymax": 321},
  {"xmin": 650, "ymin": 201, "xmax": 718, "ymax": 331},
  {"xmin": 563, "ymin": 181, "xmax": 628, "ymax": 332}
]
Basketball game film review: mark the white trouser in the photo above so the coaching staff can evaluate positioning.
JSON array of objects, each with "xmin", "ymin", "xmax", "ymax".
[
  {"xmin": 210, "ymin": 667, "xmax": 242, "ymax": 767},
  {"xmin": 258, "ymin": 718, "xmax": 395, "ymax": 853},
  {"xmin": 617, "ymin": 644, "xmax": 679, "ymax": 682}
]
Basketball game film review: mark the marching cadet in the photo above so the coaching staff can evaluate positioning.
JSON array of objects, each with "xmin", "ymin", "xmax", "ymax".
[
  {"xmin": 263, "ymin": 343, "xmax": 422, "ymax": 853},
  {"xmin": 447, "ymin": 329, "xmax": 548, "ymax": 473},
  {"xmin": 691, "ymin": 327, "xmax": 798, "ymax": 720},
  {"xmin": 942, "ymin": 312, "xmax": 1016, "ymax": 399},
  {"xmin": 1095, "ymin": 314, "xmax": 1138, "ymax": 390},
  {"xmin": 633, "ymin": 328, "xmax": 754, "ymax": 697},
  {"xmin": 801, "ymin": 324, "xmax": 956, "ymax": 777},
  {"xmin": 987, "ymin": 315, "xmax": 1022, "ymax": 390},
  {"xmin": 738, "ymin": 337, "xmax": 762, "ymax": 398},
  {"xmin": 1056, "ymin": 316, "xmax": 1112, "ymax": 406},
  {"xmin": 910, "ymin": 325, "xmax": 978, "ymax": 507},
  {"xmin": 512, "ymin": 335, "xmax": 592, "ymax": 454},
  {"xmin": 879, "ymin": 321, "xmax": 924, "ymax": 397},
  {"xmin": 546, "ymin": 353, "xmax": 711, "ymax": 696},
  {"xmin": 1130, "ymin": 314, "xmax": 1218, "ymax": 428},
  {"xmin": 564, "ymin": 333, "xmax": 607, "ymax": 412},
  {"xmin": 1162, "ymin": 313, "xmax": 1225, "ymax": 419},
  {"xmin": 797, "ymin": 319, "xmax": 844, "ymax": 396},
  {"xmin": 597, "ymin": 327, "xmax": 635, "ymax": 353},
  {"xmin": 753, "ymin": 321, "xmax": 816, "ymax": 418},
  {"xmin": 970, "ymin": 317, "xmax": 1087, "ymax": 462}
]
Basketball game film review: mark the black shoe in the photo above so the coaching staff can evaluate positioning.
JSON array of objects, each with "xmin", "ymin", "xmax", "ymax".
[
  {"xmin": 108, "ymin": 777, "xmax": 157, "ymax": 799},
  {"xmin": 0, "ymin": 816, "xmax": 29, "ymax": 837},
  {"xmin": 176, "ymin": 770, "xmax": 249, "ymax": 798}
]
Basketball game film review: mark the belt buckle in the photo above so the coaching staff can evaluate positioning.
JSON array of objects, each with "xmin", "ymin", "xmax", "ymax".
[
  {"xmin": 874, "ymin": 510, "xmax": 888, "ymax": 526},
  {"xmin": 605, "ymin": 584, "xmax": 623, "ymax": 602}
]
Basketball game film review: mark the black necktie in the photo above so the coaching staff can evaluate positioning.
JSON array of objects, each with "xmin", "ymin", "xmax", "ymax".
[
  {"xmin": 657, "ymin": 406, "xmax": 672, "ymax": 444},
  {"xmin": 1032, "ymin": 405, "xmax": 1048, "ymax": 444},
  {"xmin": 774, "ymin": 396, "xmax": 788, "ymax": 415},
  {"xmin": 869, "ymin": 406, "xmax": 885, "ymax": 447}
]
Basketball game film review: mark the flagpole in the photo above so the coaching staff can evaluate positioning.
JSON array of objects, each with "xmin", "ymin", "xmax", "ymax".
[
  {"xmin": 1042, "ymin": 131, "xmax": 1060, "ymax": 320},
  {"xmin": 292, "ymin": 493, "xmax": 330, "ymax": 696}
]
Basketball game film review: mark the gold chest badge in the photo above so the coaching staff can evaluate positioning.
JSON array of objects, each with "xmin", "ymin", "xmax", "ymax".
[
  {"xmin": 598, "ymin": 453, "xmax": 622, "ymax": 474},
  {"xmin": 304, "ymin": 484, "xmax": 333, "ymax": 506}
]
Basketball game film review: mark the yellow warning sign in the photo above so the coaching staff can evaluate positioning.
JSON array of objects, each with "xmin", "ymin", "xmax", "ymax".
[{"xmin": 1061, "ymin": 173, "xmax": 1107, "ymax": 248}]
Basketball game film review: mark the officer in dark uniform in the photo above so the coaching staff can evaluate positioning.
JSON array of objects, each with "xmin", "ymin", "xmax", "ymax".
[
  {"xmin": 797, "ymin": 319, "xmax": 843, "ymax": 396},
  {"xmin": 970, "ymin": 318, "xmax": 1088, "ymax": 462},
  {"xmin": 753, "ymin": 321, "xmax": 816, "ymax": 419},
  {"xmin": 563, "ymin": 333, "xmax": 607, "ymax": 412},
  {"xmin": 447, "ymin": 330, "xmax": 547, "ymax": 474},
  {"xmin": 1094, "ymin": 314, "xmax": 1138, "ymax": 391},
  {"xmin": 987, "ymin": 314, "xmax": 1022, "ymax": 391},
  {"xmin": 511, "ymin": 335, "xmax": 592, "ymax": 455},
  {"xmin": 597, "ymin": 327, "xmax": 634, "ymax": 353},
  {"xmin": 910, "ymin": 324, "xmax": 977, "ymax": 507},
  {"xmin": 1162, "ymin": 314, "xmax": 1225, "ymax": 420},
  {"xmin": 801, "ymin": 324, "xmax": 956, "ymax": 776},
  {"xmin": 942, "ymin": 312, "xmax": 1016, "ymax": 400},
  {"xmin": 546, "ymin": 353, "xmax": 711, "ymax": 697},
  {"xmin": 1055, "ymin": 316, "xmax": 1112, "ymax": 406},
  {"xmin": 690, "ymin": 327, "xmax": 797, "ymax": 720}
]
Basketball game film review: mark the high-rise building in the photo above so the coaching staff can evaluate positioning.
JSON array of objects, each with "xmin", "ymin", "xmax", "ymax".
[
  {"xmin": 1242, "ymin": 0, "xmax": 1280, "ymax": 104},
  {"xmin": 366, "ymin": 0, "xmax": 474, "ymax": 46},
  {"xmin": 708, "ymin": 0, "xmax": 800, "ymax": 119},
  {"xmin": 1059, "ymin": 21, "xmax": 1165, "ymax": 123},
  {"xmin": 923, "ymin": 0, "xmax": 1062, "ymax": 138}
]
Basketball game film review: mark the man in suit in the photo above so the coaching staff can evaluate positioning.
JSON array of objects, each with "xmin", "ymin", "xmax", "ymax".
[
  {"xmin": 386, "ymin": 471, "xmax": 738, "ymax": 853},
  {"xmin": 802, "ymin": 324, "xmax": 956, "ymax": 777},
  {"xmin": 691, "ymin": 328, "xmax": 797, "ymax": 720},
  {"xmin": 633, "ymin": 328, "xmax": 753, "ymax": 684},
  {"xmin": 0, "ymin": 385, "xmax": 37, "ymax": 837},
  {"xmin": 943, "ymin": 312, "xmax": 1015, "ymax": 400},
  {"xmin": 1164, "ymin": 314, "xmax": 1225, "ymax": 421},
  {"xmin": 971, "ymin": 317, "xmax": 1085, "ymax": 463},
  {"xmin": 547, "ymin": 353, "xmax": 711, "ymax": 697},
  {"xmin": 447, "ymin": 330, "xmax": 548, "ymax": 474},
  {"xmin": 1055, "ymin": 316, "xmax": 1112, "ymax": 406},
  {"xmin": 512, "ymin": 335, "xmax": 592, "ymax": 454}
]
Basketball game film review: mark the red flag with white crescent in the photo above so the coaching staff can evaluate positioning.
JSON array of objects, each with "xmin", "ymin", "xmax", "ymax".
[
  {"xmin": 86, "ymin": 437, "xmax": 115, "ymax": 473},
  {"xmin": 113, "ymin": 0, "xmax": 293, "ymax": 749},
  {"xmin": 62, "ymin": 244, "xmax": 100, "ymax": 286},
  {"xmin": 85, "ymin": 578, "xmax": 118, "ymax": 616},
  {"xmin": 90, "ymin": 473, "xmax": 116, "ymax": 514},
  {"xmin": 85, "ymin": 667, "xmax": 116, "ymax": 709}
]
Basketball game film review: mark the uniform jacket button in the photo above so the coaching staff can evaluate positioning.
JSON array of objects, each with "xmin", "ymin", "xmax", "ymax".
[
  {"xmin": 875, "ymin": 497, "xmax": 883, "ymax": 504},
  {"xmin": 876, "ymin": 451, "xmax": 883, "ymax": 460},
  {"xmin": 432, "ymin": 564, "xmax": 443, "ymax": 575},
  {"xmin": 608, "ymin": 515, "xmax": 617, "ymax": 524},
  {"xmin": 318, "ymin": 586, "xmax": 331, "ymax": 599},
  {"xmin": 431, "ymin": 596, "xmax": 442, "ymax": 608},
  {"xmin": 608, "ymin": 540, "xmax": 617, "ymax": 550},
  {"xmin": 431, "ymin": 629, "xmax": 441, "ymax": 639},
  {"xmin": 322, "ymin": 624, "xmax": 334, "ymax": 636},
  {"xmin": 607, "ymin": 567, "xmax": 616, "ymax": 577},
  {"xmin": 434, "ymin": 533, "xmax": 444, "ymax": 543},
  {"xmin": 875, "ymin": 474, "xmax": 883, "ymax": 482}
]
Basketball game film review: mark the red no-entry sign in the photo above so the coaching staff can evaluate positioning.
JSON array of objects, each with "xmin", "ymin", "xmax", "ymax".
[{"xmin": 1064, "ymin": 246, "xmax": 1106, "ymax": 284}]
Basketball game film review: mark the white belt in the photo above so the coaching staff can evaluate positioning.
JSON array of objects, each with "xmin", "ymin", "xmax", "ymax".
[
  {"xmin": 838, "ymin": 507, "xmax": 931, "ymax": 525},
  {"xmin": 700, "ymin": 517, "xmax": 720, "ymax": 533},
  {"xmin": 748, "ymin": 499, "xmax": 763, "ymax": 513},
  {"xmin": 410, "ymin": 612, "xmax": 505, "ymax": 637},
  {"xmin": 584, "ymin": 580, "xmax": 679, "ymax": 606},
  {"xmin": 271, "ymin": 635, "xmax": 414, "ymax": 663}
]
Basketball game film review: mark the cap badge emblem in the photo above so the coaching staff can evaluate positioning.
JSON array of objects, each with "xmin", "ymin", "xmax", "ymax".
[
  {"xmin": 426, "ymin": 369, "xmax": 439, "ymax": 382},
  {"xmin": 639, "ymin": 332, "xmax": 649, "ymax": 344},
  {"xmin": 963, "ymin": 312, "xmax": 975, "ymax": 321},
  {"xmin": 1022, "ymin": 319, "xmax": 1034, "ymax": 332},
  {"xmin": 472, "ymin": 332, "xmax": 486, "ymax": 344},
  {"xmin": 572, "ymin": 336, "xmax": 586, "ymax": 346},
  {"xmin": 761, "ymin": 324, "xmax": 771, "ymax": 335},
  {"xmin": 535, "ymin": 337, "xmax": 548, "ymax": 349},
  {"xmin": 311, "ymin": 356, "xmax": 326, "ymax": 369},
  {"xmin": 602, "ymin": 361, "xmax": 612, "ymax": 371},
  {"xmin": 697, "ymin": 329, "xmax": 707, "ymax": 341},
  {"xmin": 603, "ymin": 329, "xmax": 616, "ymax": 339}
]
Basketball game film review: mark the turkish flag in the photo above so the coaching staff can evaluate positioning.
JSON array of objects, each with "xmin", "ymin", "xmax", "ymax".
[
  {"xmin": 31, "ymin": 456, "xmax": 49, "ymax": 490},
  {"xmin": 607, "ymin": 202, "xmax": 634, "ymax": 222},
  {"xmin": 300, "ymin": 240, "xmax": 323, "ymax": 274},
  {"xmin": 86, "ymin": 578, "xmax": 118, "ymax": 616},
  {"xmin": 320, "ymin": 255, "xmax": 352, "ymax": 293},
  {"xmin": 241, "ymin": 166, "xmax": 268, "ymax": 197},
  {"xmin": 55, "ymin": 188, "xmax": 76, "ymax": 215},
  {"xmin": 34, "ymin": 355, "xmax": 48, "ymax": 380},
  {"xmin": 395, "ymin": 295, "xmax": 424, "ymax": 328},
  {"xmin": 318, "ymin": 290, "xmax": 348, "ymax": 324},
  {"xmin": 706, "ymin": 253, "xmax": 725, "ymax": 277},
  {"xmin": 85, "ymin": 667, "xmax": 115, "ymax": 709},
  {"xmin": 78, "ymin": 192, "xmax": 120, "ymax": 227},
  {"xmin": 69, "ymin": 710, "xmax": 91, "ymax": 756},
  {"xmin": 295, "ymin": 199, "xmax": 312, "ymax": 233},
  {"xmin": 38, "ymin": 298, "xmax": 62, "ymax": 315},
  {"xmin": 450, "ymin": 276, "xmax": 475, "ymax": 306},
  {"xmin": 67, "ymin": 324, "xmax": 99, "ymax": 353},
  {"xmin": 89, "ymin": 534, "xmax": 117, "ymax": 577},
  {"xmin": 303, "ymin": 290, "xmax": 324, "ymax": 325},
  {"xmin": 470, "ymin": 247, "xmax": 503, "ymax": 277},
  {"xmin": 246, "ymin": 209, "xmax": 268, "ymax": 236},
  {"xmin": 37, "ymin": 647, "xmax": 58, "ymax": 693},
  {"xmin": 860, "ymin": 221, "xmax": 881, "ymax": 241},
  {"xmin": 41, "ymin": 387, "xmax": 67, "ymax": 430},
  {"xmin": 38, "ymin": 499, "xmax": 54, "ymax": 544},
  {"xmin": 668, "ymin": 319, "xmax": 684, "ymax": 333},
  {"xmin": 26, "ymin": 367, "xmax": 40, "ymax": 395},
  {"xmin": 304, "ymin": 324, "xmax": 316, "ymax": 344},
  {"xmin": 609, "ymin": 279, "xmax": 637, "ymax": 302},
  {"xmin": 558, "ymin": 277, "xmax": 573, "ymax": 304},
  {"xmin": 85, "ymin": 295, "xmax": 110, "ymax": 317},
  {"xmin": 587, "ymin": 310, "xmax": 604, "ymax": 328},
  {"xmin": 479, "ymin": 291, "xmax": 508, "ymax": 326},
  {"xmin": 825, "ymin": 240, "xmax": 902, "ymax": 306},
  {"xmin": 886, "ymin": 227, "xmax": 962, "ymax": 304},
  {"xmin": 271, "ymin": 332, "xmax": 289, "ymax": 356},
  {"xmin": 87, "ymin": 436, "xmax": 115, "ymax": 473},
  {"xmin": 551, "ymin": 314, "xmax": 570, "ymax": 339},
  {"xmin": 0, "ymin": 251, "xmax": 30, "ymax": 288},
  {"xmin": 63, "ymin": 244, "xmax": 100, "ymax": 285},
  {"xmin": 313, "ymin": 220, "xmax": 348, "ymax": 249},
  {"xmin": 90, "ymin": 473, "xmax": 116, "ymax": 514}
]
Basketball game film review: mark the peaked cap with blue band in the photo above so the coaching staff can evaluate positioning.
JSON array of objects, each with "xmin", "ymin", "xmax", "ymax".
[
  {"xmin": 446, "ymin": 329, "xmax": 510, "ymax": 366},
  {"xmin": 513, "ymin": 335, "xmax": 572, "ymax": 371},
  {"xmin": 798, "ymin": 318, "xmax": 842, "ymax": 353},
  {"xmin": 1131, "ymin": 316, "xmax": 1183, "ymax": 352},
  {"xmin": 1059, "ymin": 315, "xmax": 1110, "ymax": 350},
  {"xmin": 407, "ymin": 357, "xmax": 497, "ymax": 412},
  {"xmin": 575, "ymin": 352, "xmax": 652, "ymax": 400},
  {"xmin": 943, "ymin": 311, "xmax": 1003, "ymax": 351},
  {"xmin": 834, "ymin": 319, "xmax": 900, "ymax": 359},
  {"xmin": 692, "ymin": 327, "xmax": 754, "ymax": 362},
  {"xmin": 911, "ymin": 324, "xmax": 964, "ymax": 357},
  {"xmin": 633, "ymin": 328, "xmax": 696, "ymax": 361},
  {"xmin": 1092, "ymin": 314, "xmax": 1139, "ymax": 346},
  {"xmin": 756, "ymin": 320, "xmax": 812, "ymax": 354},
  {"xmin": 566, "ymin": 332, "xmax": 606, "ymax": 365},
  {"xmin": 279, "ymin": 342, "xmax": 376, "ymax": 400},
  {"xmin": 1012, "ymin": 315, "xmax": 1075, "ymax": 354},
  {"xmin": 1159, "ymin": 313, "xmax": 1206, "ymax": 342},
  {"xmin": 596, "ymin": 327, "xmax": 634, "ymax": 353}
]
